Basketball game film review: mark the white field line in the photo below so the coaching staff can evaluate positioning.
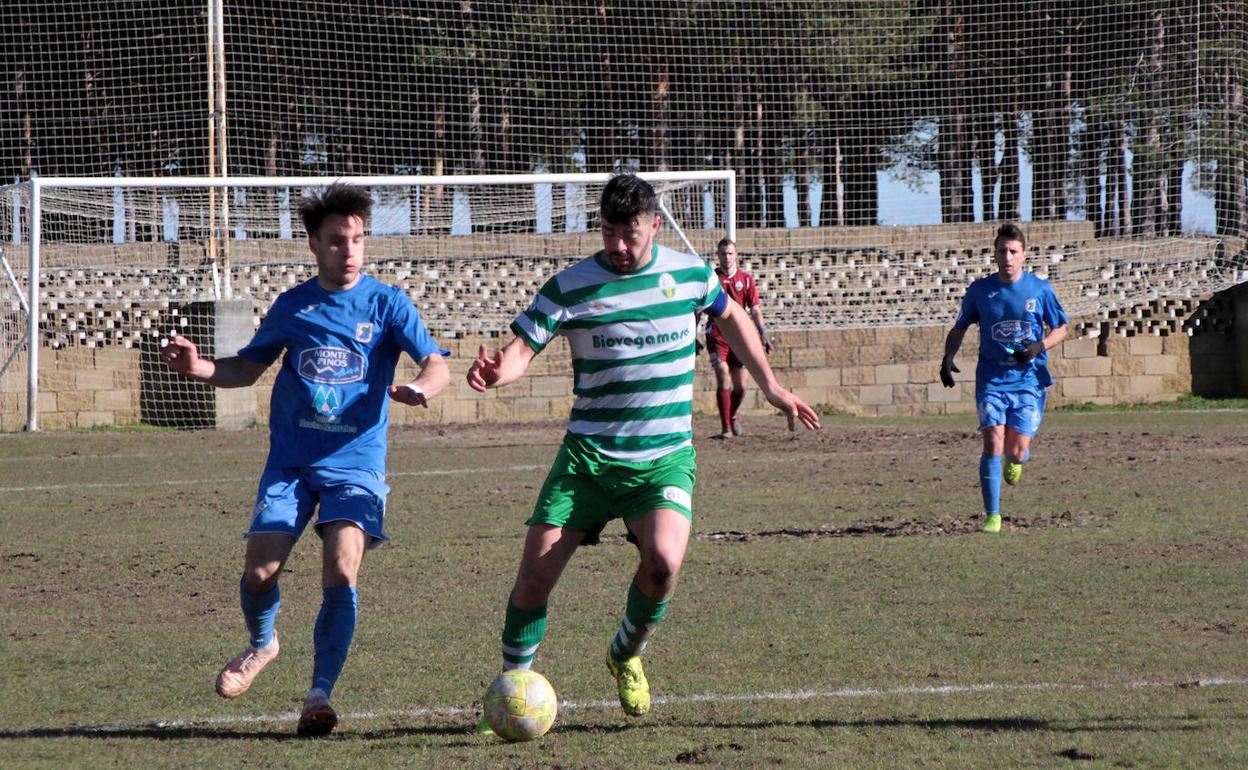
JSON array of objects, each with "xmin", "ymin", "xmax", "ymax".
[
  {"xmin": 0, "ymin": 464, "xmax": 550, "ymax": 493},
  {"xmin": 12, "ymin": 676, "xmax": 1247, "ymax": 735}
]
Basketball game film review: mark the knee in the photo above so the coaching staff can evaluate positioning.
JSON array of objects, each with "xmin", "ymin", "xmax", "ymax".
[
  {"xmin": 242, "ymin": 566, "xmax": 279, "ymax": 594},
  {"xmin": 638, "ymin": 552, "xmax": 681, "ymax": 593},
  {"xmin": 322, "ymin": 556, "xmax": 359, "ymax": 588},
  {"xmin": 512, "ymin": 567, "xmax": 556, "ymax": 607}
]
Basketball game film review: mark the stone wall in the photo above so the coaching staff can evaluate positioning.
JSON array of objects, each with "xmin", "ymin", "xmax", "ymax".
[
  {"xmin": 5, "ymin": 223, "xmax": 1242, "ymax": 431},
  {"xmin": 13, "ymin": 311, "xmax": 1230, "ymax": 432}
]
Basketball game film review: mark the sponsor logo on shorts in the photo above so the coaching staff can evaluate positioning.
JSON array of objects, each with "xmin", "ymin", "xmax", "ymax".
[
  {"xmin": 661, "ymin": 486, "xmax": 692, "ymax": 509},
  {"xmin": 299, "ymin": 347, "xmax": 366, "ymax": 384}
]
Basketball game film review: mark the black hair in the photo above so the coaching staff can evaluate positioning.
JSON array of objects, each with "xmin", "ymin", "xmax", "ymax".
[
  {"xmin": 299, "ymin": 182, "xmax": 373, "ymax": 236},
  {"xmin": 599, "ymin": 173, "xmax": 657, "ymax": 225},
  {"xmin": 995, "ymin": 222, "xmax": 1027, "ymax": 251}
]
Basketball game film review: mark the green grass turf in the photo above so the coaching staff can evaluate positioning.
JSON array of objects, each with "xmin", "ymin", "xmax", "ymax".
[{"xmin": 1, "ymin": 411, "xmax": 1245, "ymax": 768}]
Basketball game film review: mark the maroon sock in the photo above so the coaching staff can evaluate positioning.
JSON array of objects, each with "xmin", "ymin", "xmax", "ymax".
[
  {"xmin": 717, "ymin": 389, "xmax": 732, "ymax": 432},
  {"xmin": 729, "ymin": 388, "xmax": 745, "ymax": 419}
]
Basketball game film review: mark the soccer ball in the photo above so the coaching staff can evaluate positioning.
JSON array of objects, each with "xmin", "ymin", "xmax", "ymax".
[{"xmin": 483, "ymin": 669, "xmax": 558, "ymax": 742}]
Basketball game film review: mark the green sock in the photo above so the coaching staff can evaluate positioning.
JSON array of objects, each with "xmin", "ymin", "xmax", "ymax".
[
  {"xmin": 501, "ymin": 599, "xmax": 546, "ymax": 671},
  {"xmin": 610, "ymin": 581, "xmax": 670, "ymax": 661}
]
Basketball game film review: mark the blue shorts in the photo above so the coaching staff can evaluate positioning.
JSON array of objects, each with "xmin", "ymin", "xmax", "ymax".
[
  {"xmin": 249, "ymin": 466, "xmax": 389, "ymax": 548},
  {"xmin": 977, "ymin": 389, "xmax": 1046, "ymax": 437}
]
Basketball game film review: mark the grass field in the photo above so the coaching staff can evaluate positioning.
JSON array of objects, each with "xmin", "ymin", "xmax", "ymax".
[{"xmin": 1, "ymin": 410, "xmax": 1245, "ymax": 769}]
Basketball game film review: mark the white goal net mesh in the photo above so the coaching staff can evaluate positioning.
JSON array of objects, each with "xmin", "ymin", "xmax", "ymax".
[
  {"xmin": 1, "ymin": 2, "xmax": 1244, "ymax": 235},
  {"xmin": 0, "ymin": 174, "xmax": 731, "ymax": 429}
]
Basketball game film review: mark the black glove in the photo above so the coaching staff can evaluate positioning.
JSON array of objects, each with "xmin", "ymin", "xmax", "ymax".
[
  {"xmin": 1012, "ymin": 341, "xmax": 1046, "ymax": 363},
  {"xmin": 939, "ymin": 358, "xmax": 959, "ymax": 388}
]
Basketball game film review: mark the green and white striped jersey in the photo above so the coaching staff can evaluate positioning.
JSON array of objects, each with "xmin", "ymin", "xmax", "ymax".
[{"xmin": 511, "ymin": 243, "xmax": 724, "ymax": 462}]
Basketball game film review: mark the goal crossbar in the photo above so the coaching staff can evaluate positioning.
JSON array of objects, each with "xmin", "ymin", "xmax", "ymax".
[{"xmin": 9, "ymin": 170, "xmax": 736, "ymax": 430}]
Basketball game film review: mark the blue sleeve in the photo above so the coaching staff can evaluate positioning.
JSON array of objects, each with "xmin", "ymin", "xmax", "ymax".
[
  {"xmin": 1042, "ymin": 284, "xmax": 1068, "ymax": 330},
  {"xmin": 237, "ymin": 307, "xmax": 285, "ymax": 366},
  {"xmin": 704, "ymin": 289, "xmax": 729, "ymax": 318},
  {"xmin": 390, "ymin": 295, "xmax": 448, "ymax": 362},
  {"xmin": 953, "ymin": 285, "xmax": 978, "ymax": 330}
]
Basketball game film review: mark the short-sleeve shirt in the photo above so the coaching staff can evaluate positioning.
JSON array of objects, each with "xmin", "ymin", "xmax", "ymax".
[
  {"xmin": 954, "ymin": 271, "xmax": 1068, "ymax": 393},
  {"xmin": 511, "ymin": 243, "xmax": 727, "ymax": 462},
  {"xmin": 705, "ymin": 267, "xmax": 759, "ymax": 341},
  {"xmin": 238, "ymin": 274, "xmax": 445, "ymax": 474}
]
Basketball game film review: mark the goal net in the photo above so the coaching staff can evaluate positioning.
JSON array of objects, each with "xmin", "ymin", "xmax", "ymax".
[
  {"xmin": 0, "ymin": 171, "xmax": 734, "ymax": 430},
  {"xmin": 3, "ymin": 2, "xmax": 1243, "ymax": 235}
]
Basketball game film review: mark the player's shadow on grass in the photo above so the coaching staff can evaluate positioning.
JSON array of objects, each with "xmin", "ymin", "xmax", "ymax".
[
  {"xmin": 0, "ymin": 724, "xmax": 471, "ymax": 741},
  {"xmin": 696, "ymin": 714, "xmax": 1235, "ymax": 733}
]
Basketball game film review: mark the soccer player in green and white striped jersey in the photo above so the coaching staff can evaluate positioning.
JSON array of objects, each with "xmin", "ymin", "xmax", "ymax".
[{"xmin": 467, "ymin": 173, "xmax": 820, "ymax": 723}]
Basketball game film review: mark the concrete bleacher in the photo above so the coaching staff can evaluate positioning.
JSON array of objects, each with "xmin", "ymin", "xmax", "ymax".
[{"xmin": 24, "ymin": 225, "xmax": 1238, "ymax": 350}]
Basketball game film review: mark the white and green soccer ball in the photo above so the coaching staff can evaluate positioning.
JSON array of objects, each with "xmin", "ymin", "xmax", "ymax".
[{"xmin": 483, "ymin": 669, "xmax": 558, "ymax": 742}]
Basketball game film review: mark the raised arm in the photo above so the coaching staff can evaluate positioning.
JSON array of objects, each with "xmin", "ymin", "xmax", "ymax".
[
  {"xmin": 160, "ymin": 335, "xmax": 268, "ymax": 388},
  {"xmin": 388, "ymin": 352, "xmax": 451, "ymax": 407},
  {"xmin": 466, "ymin": 336, "xmax": 538, "ymax": 392},
  {"xmin": 713, "ymin": 300, "xmax": 820, "ymax": 431}
]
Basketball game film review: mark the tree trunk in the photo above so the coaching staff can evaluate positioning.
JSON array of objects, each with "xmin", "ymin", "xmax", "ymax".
[
  {"xmin": 1000, "ymin": 87, "xmax": 1020, "ymax": 221},
  {"xmin": 651, "ymin": 62, "xmax": 670, "ymax": 172},
  {"xmin": 842, "ymin": 91, "xmax": 878, "ymax": 226},
  {"xmin": 939, "ymin": 1, "xmax": 973, "ymax": 224}
]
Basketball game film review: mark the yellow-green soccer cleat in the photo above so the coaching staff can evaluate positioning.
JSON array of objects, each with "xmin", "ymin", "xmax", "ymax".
[
  {"xmin": 1003, "ymin": 459, "xmax": 1022, "ymax": 486},
  {"xmin": 982, "ymin": 514, "xmax": 1002, "ymax": 533},
  {"xmin": 474, "ymin": 714, "xmax": 495, "ymax": 736},
  {"xmin": 605, "ymin": 651, "xmax": 651, "ymax": 716}
]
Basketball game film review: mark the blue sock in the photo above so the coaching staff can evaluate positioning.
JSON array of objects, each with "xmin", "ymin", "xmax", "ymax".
[
  {"xmin": 240, "ymin": 578, "xmax": 280, "ymax": 649},
  {"xmin": 979, "ymin": 454, "xmax": 1002, "ymax": 515},
  {"xmin": 312, "ymin": 585, "xmax": 358, "ymax": 697}
]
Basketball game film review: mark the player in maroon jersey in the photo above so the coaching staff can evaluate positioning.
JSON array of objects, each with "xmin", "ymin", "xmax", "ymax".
[{"xmin": 704, "ymin": 238, "xmax": 773, "ymax": 438}]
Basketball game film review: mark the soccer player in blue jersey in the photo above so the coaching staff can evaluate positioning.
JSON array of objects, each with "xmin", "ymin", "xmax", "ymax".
[
  {"xmin": 159, "ymin": 183, "xmax": 450, "ymax": 736},
  {"xmin": 940, "ymin": 223, "xmax": 1069, "ymax": 533},
  {"xmin": 466, "ymin": 174, "xmax": 820, "ymax": 726}
]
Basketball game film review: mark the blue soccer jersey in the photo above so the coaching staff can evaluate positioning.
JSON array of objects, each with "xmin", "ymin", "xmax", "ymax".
[
  {"xmin": 238, "ymin": 274, "xmax": 445, "ymax": 473},
  {"xmin": 954, "ymin": 271, "xmax": 1068, "ymax": 393}
]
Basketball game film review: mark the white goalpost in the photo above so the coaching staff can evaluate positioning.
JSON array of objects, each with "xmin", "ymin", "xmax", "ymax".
[{"xmin": 0, "ymin": 170, "xmax": 737, "ymax": 431}]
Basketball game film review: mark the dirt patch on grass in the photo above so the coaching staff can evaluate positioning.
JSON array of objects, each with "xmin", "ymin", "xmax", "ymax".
[{"xmin": 695, "ymin": 508, "xmax": 1102, "ymax": 541}]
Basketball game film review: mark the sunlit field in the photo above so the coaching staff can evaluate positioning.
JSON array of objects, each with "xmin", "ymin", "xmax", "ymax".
[{"xmin": 2, "ymin": 411, "xmax": 1245, "ymax": 769}]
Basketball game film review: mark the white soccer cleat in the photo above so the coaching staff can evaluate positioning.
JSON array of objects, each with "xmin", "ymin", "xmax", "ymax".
[{"xmin": 215, "ymin": 634, "xmax": 279, "ymax": 699}]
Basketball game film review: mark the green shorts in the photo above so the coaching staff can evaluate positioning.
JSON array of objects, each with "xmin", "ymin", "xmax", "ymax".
[{"xmin": 528, "ymin": 436, "xmax": 697, "ymax": 540}]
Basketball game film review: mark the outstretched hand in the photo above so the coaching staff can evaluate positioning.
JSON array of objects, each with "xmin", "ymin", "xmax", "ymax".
[
  {"xmin": 939, "ymin": 358, "xmax": 959, "ymax": 388},
  {"xmin": 763, "ymin": 386, "xmax": 822, "ymax": 432},
  {"xmin": 466, "ymin": 344, "xmax": 503, "ymax": 392},
  {"xmin": 160, "ymin": 334, "xmax": 200, "ymax": 376},
  {"xmin": 387, "ymin": 383, "xmax": 429, "ymax": 408},
  {"xmin": 1012, "ymin": 341, "xmax": 1046, "ymax": 363}
]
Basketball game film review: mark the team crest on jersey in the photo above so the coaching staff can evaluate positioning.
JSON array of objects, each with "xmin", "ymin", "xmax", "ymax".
[
  {"xmin": 659, "ymin": 273, "xmax": 677, "ymax": 299},
  {"xmin": 299, "ymin": 347, "xmax": 366, "ymax": 384},
  {"xmin": 991, "ymin": 320, "xmax": 1031, "ymax": 344},
  {"xmin": 1025, "ymin": 298, "xmax": 1038, "ymax": 313},
  {"xmin": 355, "ymin": 322, "xmax": 374, "ymax": 343},
  {"xmin": 734, "ymin": 280, "xmax": 743, "ymax": 291},
  {"xmin": 313, "ymin": 386, "xmax": 341, "ymax": 416}
]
